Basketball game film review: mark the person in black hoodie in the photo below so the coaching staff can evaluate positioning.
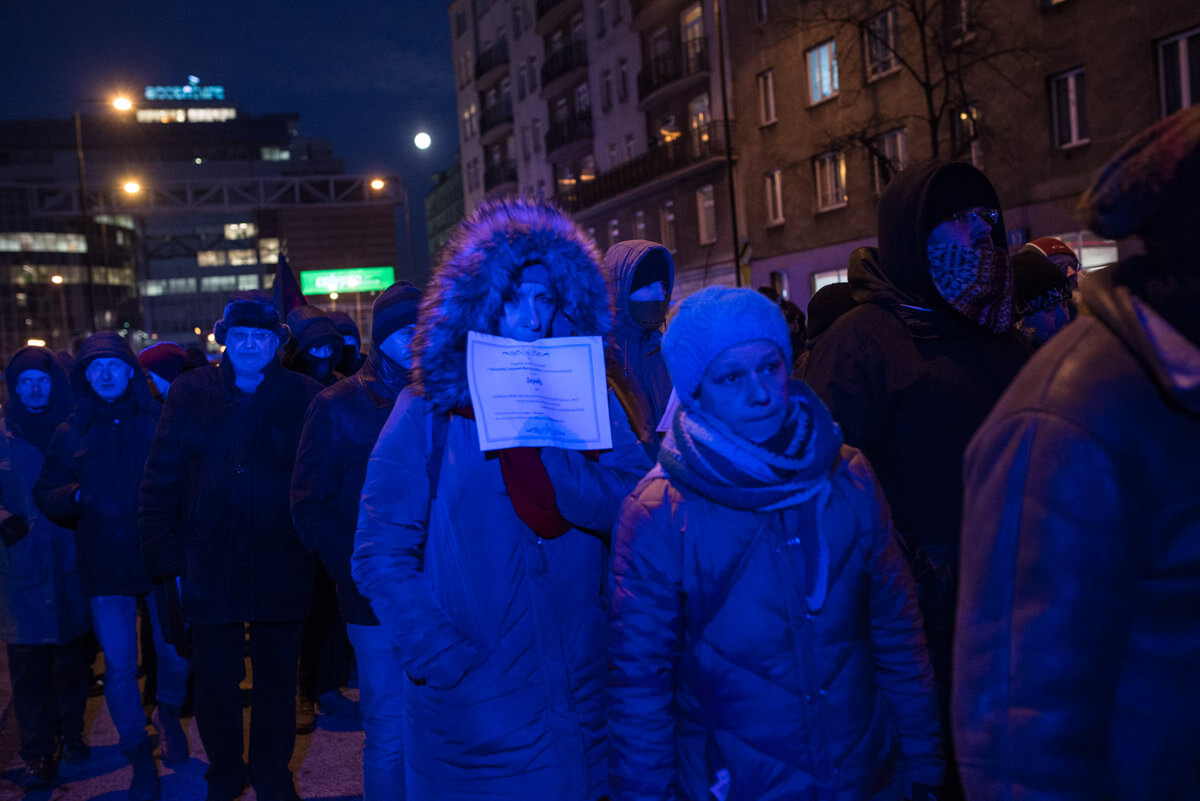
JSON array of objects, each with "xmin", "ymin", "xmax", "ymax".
[
  {"xmin": 329, "ymin": 310, "xmax": 365, "ymax": 376},
  {"xmin": 1, "ymin": 347, "xmax": 91, "ymax": 791},
  {"xmin": 291, "ymin": 280, "xmax": 423, "ymax": 801},
  {"xmin": 282, "ymin": 306, "xmax": 345, "ymax": 387},
  {"xmin": 803, "ymin": 161, "xmax": 1028, "ymax": 797},
  {"xmin": 35, "ymin": 332, "xmax": 192, "ymax": 801},
  {"xmin": 139, "ymin": 294, "xmax": 322, "ymax": 801}
]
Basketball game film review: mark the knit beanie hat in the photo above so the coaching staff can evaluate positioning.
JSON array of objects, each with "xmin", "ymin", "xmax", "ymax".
[
  {"xmin": 372, "ymin": 281, "xmax": 424, "ymax": 345},
  {"xmin": 663, "ymin": 285, "xmax": 792, "ymax": 405},
  {"xmin": 213, "ymin": 292, "xmax": 289, "ymax": 346},
  {"xmin": 1012, "ymin": 248, "xmax": 1072, "ymax": 317},
  {"xmin": 285, "ymin": 306, "xmax": 343, "ymax": 355},
  {"xmin": 137, "ymin": 342, "xmax": 188, "ymax": 382},
  {"xmin": 1078, "ymin": 105, "xmax": 1200, "ymax": 262}
]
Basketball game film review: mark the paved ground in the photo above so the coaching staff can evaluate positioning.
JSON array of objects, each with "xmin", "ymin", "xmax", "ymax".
[{"xmin": 0, "ymin": 645, "xmax": 365, "ymax": 801}]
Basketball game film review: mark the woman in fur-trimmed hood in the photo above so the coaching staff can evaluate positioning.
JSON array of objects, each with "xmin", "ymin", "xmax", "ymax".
[{"xmin": 353, "ymin": 198, "xmax": 650, "ymax": 801}]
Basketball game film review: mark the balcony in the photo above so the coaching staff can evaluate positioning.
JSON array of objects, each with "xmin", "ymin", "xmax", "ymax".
[
  {"xmin": 480, "ymin": 99, "xmax": 514, "ymax": 143},
  {"xmin": 574, "ymin": 121, "xmax": 729, "ymax": 209},
  {"xmin": 475, "ymin": 39, "xmax": 510, "ymax": 88},
  {"xmin": 541, "ymin": 40, "xmax": 589, "ymax": 98},
  {"xmin": 536, "ymin": 0, "xmax": 580, "ymax": 36},
  {"xmin": 638, "ymin": 37, "xmax": 710, "ymax": 109},
  {"xmin": 484, "ymin": 160, "xmax": 519, "ymax": 193},
  {"xmin": 545, "ymin": 111, "xmax": 594, "ymax": 160}
]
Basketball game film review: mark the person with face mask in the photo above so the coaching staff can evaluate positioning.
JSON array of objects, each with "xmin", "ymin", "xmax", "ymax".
[
  {"xmin": 352, "ymin": 198, "xmax": 651, "ymax": 801},
  {"xmin": 1010, "ymin": 248, "xmax": 1073, "ymax": 349},
  {"xmin": 1, "ymin": 347, "xmax": 91, "ymax": 792},
  {"xmin": 604, "ymin": 240, "xmax": 675, "ymax": 458},
  {"xmin": 34, "ymin": 333, "xmax": 192, "ymax": 801},
  {"xmin": 139, "ymin": 294, "xmax": 322, "ymax": 801},
  {"xmin": 328, "ymin": 310, "xmax": 365, "ymax": 376},
  {"xmin": 291, "ymin": 280, "xmax": 422, "ymax": 800},
  {"xmin": 803, "ymin": 161, "xmax": 1028, "ymax": 798},
  {"xmin": 282, "ymin": 306, "xmax": 345, "ymax": 387},
  {"xmin": 608, "ymin": 286, "xmax": 943, "ymax": 801}
]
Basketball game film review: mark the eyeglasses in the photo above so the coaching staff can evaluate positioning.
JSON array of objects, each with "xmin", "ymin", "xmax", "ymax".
[
  {"xmin": 227, "ymin": 329, "xmax": 275, "ymax": 346},
  {"xmin": 943, "ymin": 208, "xmax": 1000, "ymax": 228}
]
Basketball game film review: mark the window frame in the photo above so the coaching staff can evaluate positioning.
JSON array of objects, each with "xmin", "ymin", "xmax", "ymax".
[
  {"xmin": 813, "ymin": 151, "xmax": 848, "ymax": 212},
  {"xmin": 806, "ymin": 40, "xmax": 839, "ymax": 105},
  {"xmin": 764, "ymin": 169, "xmax": 785, "ymax": 226},
  {"xmin": 1157, "ymin": 26, "xmax": 1200, "ymax": 117},
  {"xmin": 757, "ymin": 69, "xmax": 777, "ymax": 126},
  {"xmin": 872, "ymin": 127, "xmax": 908, "ymax": 194},
  {"xmin": 696, "ymin": 184, "xmax": 717, "ymax": 245},
  {"xmin": 1049, "ymin": 67, "xmax": 1089, "ymax": 149},
  {"xmin": 864, "ymin": 6, "xmax": 900, "ymax": 81}
]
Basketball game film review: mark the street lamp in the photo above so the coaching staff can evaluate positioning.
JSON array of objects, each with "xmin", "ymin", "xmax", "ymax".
[{"xmin": 74, "ymin": 95, "xmax": 135, "ymax": 332}]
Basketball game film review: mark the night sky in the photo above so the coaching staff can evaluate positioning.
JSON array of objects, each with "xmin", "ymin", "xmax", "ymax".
[{"xmin": 0, "ymin": 0, "xmax": 460, "ymax": 270}]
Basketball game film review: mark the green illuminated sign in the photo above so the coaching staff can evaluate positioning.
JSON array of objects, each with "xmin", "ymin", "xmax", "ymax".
[{"xmin": 300, "ymin": 267, "xmax": 395, "ymax": 294}]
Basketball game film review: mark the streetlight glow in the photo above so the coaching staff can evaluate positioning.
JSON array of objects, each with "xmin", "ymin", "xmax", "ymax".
[
  {"xmin": 370, "ymin": 178, "xmax": 385, "ymax": 191},
  {"xmin": 414, "ymin": 132, "xmax": 432, "ymax": 150},
  {"xmin": 329, "ymin": 292, "xmax": 340, "ymax": 300},
  {"xmin": 124, "ymin": 181, "xmax": 140, "ymax": 194},
  {"xmin": 51, "ymin": 274, "xmax": 64, "ymax": 284},
  {"xmin": 113, "ymin": 97, "xmax": 133, "ymax": 111}
]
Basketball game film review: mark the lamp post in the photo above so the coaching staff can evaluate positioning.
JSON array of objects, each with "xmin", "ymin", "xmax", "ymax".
[{"xmin": 73, "ymin": 96, "xmax": 133, "ymax": 332}]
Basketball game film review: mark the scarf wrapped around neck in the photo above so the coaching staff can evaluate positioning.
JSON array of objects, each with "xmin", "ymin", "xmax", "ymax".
[{"xmin": 659, "ymin": 382, "xmax": 843, "ymax": 512}]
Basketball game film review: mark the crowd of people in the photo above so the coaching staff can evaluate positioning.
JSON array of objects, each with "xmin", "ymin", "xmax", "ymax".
[{"xmin": 0, "ymin": 106, "xmax": 1196, "ymax": 801}]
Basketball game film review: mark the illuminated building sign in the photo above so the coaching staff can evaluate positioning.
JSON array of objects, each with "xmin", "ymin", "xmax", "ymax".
[
  {"xmin": 300, "ymin": 267, "xmax": 395, "ymax": 294},
  {"xmin": 136, "ymin": 108, "xmax": 238, "ymax": 124},
  {"xmin": 144, "ymin": 75, "xmax": 226, "ymax": 102}
]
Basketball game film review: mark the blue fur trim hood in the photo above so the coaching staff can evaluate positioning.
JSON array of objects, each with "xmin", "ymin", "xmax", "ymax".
[{"xmin": 413, "ymin": 198, "xmax": 613, "ymax": 410}]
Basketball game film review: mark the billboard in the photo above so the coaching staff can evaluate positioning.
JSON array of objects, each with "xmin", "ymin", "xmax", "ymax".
[{"xmin": 299, "ymin": 266, "xmax": 395, "ymax": 295}]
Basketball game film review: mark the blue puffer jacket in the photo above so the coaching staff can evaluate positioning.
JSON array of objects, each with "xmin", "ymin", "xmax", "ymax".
[
  {"xmin": 609, "ymin": 442, "xmax": 943, "ymax": 801},
  {"xmin": 352, "ymin": 199, "xmax": 652, "ymax": 800}
]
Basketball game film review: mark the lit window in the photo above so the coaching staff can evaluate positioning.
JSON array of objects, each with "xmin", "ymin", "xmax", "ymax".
[
  {"xmin": 197, "ymin": 250, "xmax": 228, "ymax": 267},
  {"xmin": 228, "ymin": 249, "xmax": 258, "ymax": 266},
  {"xmin": 872, "ymin": 128, "xmax": 908, "ymax": 193},
  {"xmin": 864, "ymin": 7, "xmax": 900, "ymax": 79},
  {"xmin": 259, "ymin": 238, "xmax": 281, "ymax": 264},
  {"xmin": 758, "ymin": 69, "xmax": 777, "ymax": 125},
  {"xmin": 952, "ymin": 104, "xmax": 983, "ymax": 167},
  {"xmin": 811, "ymin": 269, "xmax": 849, "ymax": 293},
  {"xmin": 143, "ymin": 279, "xmax": 166, "ymax": 296},
  {"xmin": 200, "ymin": 275, "xmax": 239, "ymax": 293},
  {"xmin": 167, "ymin": 277, "xmax": 197, "ymax": 294},
  {"xmin": 765, "ymin": 170, "xmax": 784, "ymax": 225},
  {"xmin": 237, "ymin": 274, "xmax": 260, "ymax": 291},
  {"xmin": 1050, "ymin": 68, "xmax": 1089, "ymax": 148},
  {"xmin": 1158, "ymin": 26, "xmax": 1200, "ymax": 116},
  {"xmin": 814, "ymin": 152, "xmax": 848, "ymax": 211},
  {"xmin": 224, "ymin": 223, "xmax": 257, "ymax": 240},
  {"xmin": 696, "ymin": 184, "xmax": 717, "ymax": 245},
  {"xmin": 806, "ymin": 40, "xmax": 839, "ymax": 104},
  {"xmin": 660, "ymin": 200, "xmax": 676, "ymax": 251}
]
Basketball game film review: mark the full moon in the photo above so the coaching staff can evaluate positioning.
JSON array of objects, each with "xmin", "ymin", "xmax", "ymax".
[{"xmin": 414, "ymin": 132, "xmax": 432, "ymax": 150}]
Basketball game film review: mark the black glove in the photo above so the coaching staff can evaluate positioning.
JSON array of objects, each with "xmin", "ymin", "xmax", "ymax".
[
  {"xmin": 909, "ymin": 784, "xmax": 939, "ymax": 801},
  {"xmin": 1, "ymin": 515, "xmax": 30, "ymax": 547},
  {"xmin": 154, "ymin": 578, "xmax": 192, "ymax": 660}
]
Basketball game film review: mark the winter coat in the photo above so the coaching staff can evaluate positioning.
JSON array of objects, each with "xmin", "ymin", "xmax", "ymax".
[
  {"xmin": 803, "ymin": 161, "xmax": 1028, "ymax": 567},
  {"xmin": 954, "ymin": 263, "xmax": 1200, "ymax": 801},
  {"xmin": 605, "ymin": 240, "xmax": 674, "ymax": 456},
  {"xmin": 291, "ymin": 348, "xmax": 408, "ymax": 625},
  {"xmin": 34, "ymin": 333, "xmax": 161, "ymax": 598},
  {"xmin": 609, "ymin": 443, "xmax": 942, "ymax": 801},
  {"xmin": 139, "ymin": 356, "xmax": 322, "ymax": 625},
  {"xmin": 352, "ymin": 199, "xmax": 652, "ymax": 801},
  {"xmin": 0, "ymin": 348, "xmax": 90, "ymax": 645}
]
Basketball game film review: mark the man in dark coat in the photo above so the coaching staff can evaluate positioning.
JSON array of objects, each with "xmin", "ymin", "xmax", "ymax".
[
  {"xmin": 1, "ymin": 346, "xmax": 91, "ymax": 790},
  {"xmin": 329, "ymin": 310, "xmax": 364, "ymax": 376},
  {"xmin": 36, "ymin": 332, "xmax": 191, "ymax": 801},
  {"xmin": 139, "ymin": 293, "xmax": 322, "ymax": 801},
  {"xmin": 802, "ymin": 162, "xmax": 1028, "ymax": 733},
  {"xmin": 291, "ymin": 281, "xmax": 422, "ymax": 801},
  {"xmin": 954, "ymin": 105, "xmax": 1200, "ymax": 801}
]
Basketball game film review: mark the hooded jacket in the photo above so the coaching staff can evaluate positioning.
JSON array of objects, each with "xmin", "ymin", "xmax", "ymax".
[
  {"xmin": 352, "ymin": 199, "xmax": 652, "ymax": 801},
  {"xmin": 609, "ymin": 383, "xmax": 942, "ymax": 801},
  {"xmin": 954, "ymin": 264, "xmax": 1200, "ymax": 801},
  {"xmin": 0, "ymin": 347, "xmax": 90, "ymax": 644},
  {"xmin": 604, "ymin": 240, "xmax": 675, "ymax": 455},
  {"xmin": 291, "ymin": 346, "xmax": 409, "ymax": 625},
  {"xmin": 803, "ymin": 161, "xmax": 1028, "ymax": 565},
  {"xmin": 34, "ymin": 333, "xmax": 161, "ymax": 597},
  {"xmin": 138, "ymin": 355, "xmax": 322, "ymax": 624}
]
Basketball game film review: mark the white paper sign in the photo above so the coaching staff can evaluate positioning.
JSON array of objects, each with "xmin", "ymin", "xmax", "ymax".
[{"xmin": 466, "ymin": 332, "xmax": 612, "ymax": 451}]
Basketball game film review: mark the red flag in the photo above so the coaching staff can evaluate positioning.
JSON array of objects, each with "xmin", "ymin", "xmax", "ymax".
[{"xmin": 273, "ymin": 253, "xmax": 308, "ymax": 314}]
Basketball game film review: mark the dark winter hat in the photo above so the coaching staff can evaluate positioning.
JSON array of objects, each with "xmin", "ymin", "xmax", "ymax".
[
  {"xmin": 805, "ymin": 282, "xmax": 858, "ymax": 341},
  {"xmin": 1025, "ymin": 237, "xmax": 1078, "ymax": 266},
  {"xmin": 328, "ymin": 311, "xmax": 361, "ymax": 344},
  {"xmin": 1078, "ymin": 104, "xmax": 1200, "ymax": 258},
  {"xmin": 631, "ymin": 249, "xmax": 671, "ymax": 294},
  {"xmin": 372, "ymin": 281, "xmax": 424, "ymax": 345},
  {"xmin": 285, "ymin": 306, "xmax": 343, "ymax": 355},
  {"xmin": 213, "ymin": 292, "xmax": 288, "ymax": 346},
  {"xmin": 6, "ymin": 347, "xmax": 58, "ymax": 387},
  {"xmin": 663, "ymin": 285, "xmax": 792, "ymax": 405},
  {"xmin": 1012, "ymin": 248, "xmax": 1072, "ymax": 317},
  {"xmin": 921, "ymin": 161, "xmax": 1001, "ymax": 241},
  {"xmin": 137, "ymin": 342, "xmax": 188, "ymax": 382}
]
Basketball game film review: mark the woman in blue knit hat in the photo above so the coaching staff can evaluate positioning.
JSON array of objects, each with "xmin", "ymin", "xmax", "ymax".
[{"xmin": 608, "ymin": 286, "xmax": 943, "ymax": 801}]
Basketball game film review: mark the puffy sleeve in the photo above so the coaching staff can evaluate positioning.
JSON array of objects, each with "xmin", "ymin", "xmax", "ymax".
[
  {"xmin": 607, "ymin": 480, "xmax": 684, "ymax": 801},
  {"xmin": 351, "ymin": 392, "xmax": 478, "ymax": 688}
]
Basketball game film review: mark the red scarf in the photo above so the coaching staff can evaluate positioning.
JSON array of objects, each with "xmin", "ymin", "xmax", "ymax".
[{"xmin": 453, "ymin": 406, "xmax": 598, "ymax": 539}]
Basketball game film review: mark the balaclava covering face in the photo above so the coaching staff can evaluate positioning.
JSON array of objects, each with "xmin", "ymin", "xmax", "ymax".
[
  {"xmin": 926, "ymin": 237, "xmax": 1014, "ymax": 333},
  {"xmin": 628, "ymin": 251, "xmax": 671, "ymax": 331}
]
